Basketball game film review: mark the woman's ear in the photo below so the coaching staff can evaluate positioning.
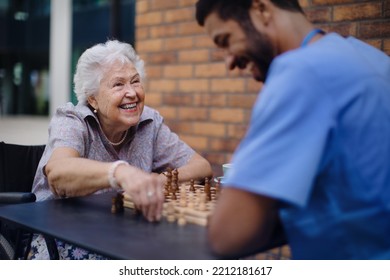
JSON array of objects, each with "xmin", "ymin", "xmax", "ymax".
[{"xmin": 87, "ymin": 95, "xmax": 98, "ymax": 111}]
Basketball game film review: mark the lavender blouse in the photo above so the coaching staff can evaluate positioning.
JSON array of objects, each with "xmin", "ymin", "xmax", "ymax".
[{"xmin": 32, "ymin": 102, "xmax": 195, "ymax": 201}]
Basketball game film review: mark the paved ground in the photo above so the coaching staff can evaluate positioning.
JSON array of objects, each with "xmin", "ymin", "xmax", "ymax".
[{"xmin": 0, "ymin": 116, "xmax": 50, "ymax": 145}]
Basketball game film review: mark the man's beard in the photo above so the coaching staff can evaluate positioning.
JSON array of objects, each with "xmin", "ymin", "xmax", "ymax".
[{"xmin": 241, "ymin": 20, "xmax": 275, "ymax": 82}]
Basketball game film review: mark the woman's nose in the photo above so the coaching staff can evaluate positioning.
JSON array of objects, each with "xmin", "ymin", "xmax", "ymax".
[{"xmin": 124, "ymin": 84, "xmax": 137, "ymax": 97}]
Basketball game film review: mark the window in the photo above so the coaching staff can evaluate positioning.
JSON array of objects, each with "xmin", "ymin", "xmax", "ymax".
[
  {"xmin": 0, "ymin": 0, "xmax": 50, "ymax": 115},
  {"xmin": 71, "ymin": 0, "xmax": 135, "ymax": 104},
  {"xmin": 0, "ymin": 0, "xmax": 135, "ymax": 115}
]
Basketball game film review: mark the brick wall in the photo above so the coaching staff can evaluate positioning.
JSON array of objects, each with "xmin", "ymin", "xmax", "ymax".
[{"xmin": 135, "ymin": 0, "xmax": 390, "ymax": 176}]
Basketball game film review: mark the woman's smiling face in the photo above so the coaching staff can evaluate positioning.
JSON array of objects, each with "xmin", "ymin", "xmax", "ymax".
[{"xmin": 89, "ymin": 61, "xmax": 145, "ymax": 136}]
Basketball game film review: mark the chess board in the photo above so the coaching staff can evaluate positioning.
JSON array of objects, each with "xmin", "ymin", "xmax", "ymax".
[{"xmin": 123, "ymin": 179, "xmax": 221, "ymax": 226}]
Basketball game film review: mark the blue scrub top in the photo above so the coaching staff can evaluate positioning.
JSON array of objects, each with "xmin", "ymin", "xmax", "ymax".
[{"xmin": 225, "ymin": 33, "xmax": 390, "ymax": 259}]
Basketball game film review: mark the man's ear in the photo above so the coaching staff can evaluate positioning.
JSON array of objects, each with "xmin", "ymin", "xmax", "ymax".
[{"xmin": 251, "ymin": 0, "xmax": 272, "ymax": 26}]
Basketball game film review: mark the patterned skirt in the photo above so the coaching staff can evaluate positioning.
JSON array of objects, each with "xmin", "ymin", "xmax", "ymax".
[{"xmin": 28, "ymin": 234, "xmax": 109, "ymax": 260}]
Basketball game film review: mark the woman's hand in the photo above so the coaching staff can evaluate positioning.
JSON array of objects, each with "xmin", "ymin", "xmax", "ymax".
[{"xmin": 115, "ymin": 165, "xmax": 165, "ymax": 222}]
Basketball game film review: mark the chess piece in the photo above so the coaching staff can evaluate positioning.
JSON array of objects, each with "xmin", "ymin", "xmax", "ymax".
[
  {"xmin": 204, "ymin": 177, "xmax": 211, "ymax": 201},
  {"xmin": 166, "ymin": 201, "xmax": 176, "ymax": 223},
  {"xmin": 215, "ymin": 177, "xmax": 221, "ymax": 199},
  {"xmin": 187, "ymin": 192, "xmax": 195, "ymax": 208},
  {"xmin": 177, "ymin": 210, "xmax": 186, "ymax": 226},
  {"xmin": 180, "ymin": 187, "xmax": 187, "ymax": 207},
  {"xmin": 198, "ymin": 193, "xmax": 207, "ymax": 211},
  {"xmin": 189, "ymin": 179, "xmax": 195, "ymax": 192},
  {"xmin": 111, "ymin": 193, "xmax": 124, "ymax": 214},
  {"xmin": 172, "ymin": 169, "xmax": 179, "ymax": 192},
  {"xmin": 165, "ymin": 167, "xmax": 173, "ymax": 193}
]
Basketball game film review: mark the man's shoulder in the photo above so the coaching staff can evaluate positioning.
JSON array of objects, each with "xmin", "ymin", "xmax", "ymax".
[{"xmin": 269, "ymin": 33, "xmax": 388, "ymax": 84}]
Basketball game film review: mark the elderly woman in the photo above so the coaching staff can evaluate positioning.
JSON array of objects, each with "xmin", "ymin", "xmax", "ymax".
[{"xmin": 29, "ymin": 40, "xmax": 212, "ymax": 259}]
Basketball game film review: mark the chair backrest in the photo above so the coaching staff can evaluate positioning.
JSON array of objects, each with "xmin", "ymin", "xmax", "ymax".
[{"xmin": 0, "ymin": 142, "xmax": 46, "ymax": 193}]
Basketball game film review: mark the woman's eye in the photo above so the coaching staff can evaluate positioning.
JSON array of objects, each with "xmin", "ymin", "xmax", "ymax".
[
  {"xmin": 131, "ymin": 80, "xmax": 140, "ymax": 87},
  {"xmin": 113, "ymin": 82, "xmax": 123, "ymax": 87}
]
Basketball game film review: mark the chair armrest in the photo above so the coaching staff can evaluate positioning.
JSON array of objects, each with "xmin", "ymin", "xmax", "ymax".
[{"xmin": 0, "ymin": 192, "xmax": 36, "ymax": 205}]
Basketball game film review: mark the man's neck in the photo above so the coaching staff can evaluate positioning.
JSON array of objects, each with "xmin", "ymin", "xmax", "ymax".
[{"xmin": 274, "ymin": 11, "xmax": 315, "ymax": 53}]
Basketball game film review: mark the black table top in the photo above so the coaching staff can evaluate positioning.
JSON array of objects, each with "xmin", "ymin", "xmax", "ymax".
[{"xmin": 0, "ymin": 192, "xmax": 217, "ymax": 259}]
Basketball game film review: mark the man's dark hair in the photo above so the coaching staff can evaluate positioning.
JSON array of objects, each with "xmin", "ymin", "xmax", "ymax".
[{"xmin": 195, "ymin": 0, "xmax": 304, "ymax": 26}]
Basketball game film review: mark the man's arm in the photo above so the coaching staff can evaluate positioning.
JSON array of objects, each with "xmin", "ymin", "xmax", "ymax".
[{"xmin": 207, "ymin": 187, "xmax": 283, "ymax": 258}]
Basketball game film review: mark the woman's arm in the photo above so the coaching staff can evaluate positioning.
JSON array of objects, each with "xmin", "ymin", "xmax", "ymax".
[
  {"xmin": 45, "ymin": 147, "xmax": 112, "ymax": 197},
  {"xmin": 46, "ymin": 147, "xmax": 165, "ymax": 222},
  {"xmin": 175, "ymin": 152, "xmax": 213, "ymax": 183}
]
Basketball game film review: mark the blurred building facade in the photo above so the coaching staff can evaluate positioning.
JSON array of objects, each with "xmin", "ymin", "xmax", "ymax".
[
  {"xmin": 135, "ymin": 0, "xmax": 390, "ymax": 176},
  {"xmin": 0, "ymin": 0, "xmax": 389, "ymax": 169},
  {"xmin": 0, "ymin": 0, "xmax": 135, "ymax": 116},
  {"xmin": 0, "ymin": 0, "xmax": 135, "ymax": 144}
]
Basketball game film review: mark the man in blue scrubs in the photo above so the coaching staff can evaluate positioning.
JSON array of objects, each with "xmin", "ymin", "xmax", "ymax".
[{"xmin": 196, "ymin": 0, "xmax": 390, "ymax": 259}]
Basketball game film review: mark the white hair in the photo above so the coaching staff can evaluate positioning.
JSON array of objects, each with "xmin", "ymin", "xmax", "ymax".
[{"xmin": 73, "ymin": 40, "xmax": 146, "ymax": 105}]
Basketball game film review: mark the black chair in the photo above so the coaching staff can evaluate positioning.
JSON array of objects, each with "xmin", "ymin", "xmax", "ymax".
[{"xmin": 0, "ymin": 141, "xmax": 58, "ymax": 259}]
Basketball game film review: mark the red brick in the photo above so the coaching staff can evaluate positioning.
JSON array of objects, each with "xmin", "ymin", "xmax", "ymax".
[
  {"xmin": 362, "ymin": 39, "xmax": 382, "ymax": 50},
  {"xmin": 211, "ymin": 78, "xmax": 245, "ymax": 93},
  {"xmin": 178, "ymin": 49, "xmax": 209, "ymax": 63},
  {"xmin": 148, "ymin": 79, "xmax": 176, "ymax": 92},
  {"xmin": 136, "ymin": 38, "xmax": 164, "ymax": 52},
  {"xmin": 178, "ymin": 79, "xmax": 209, "ymax": 93},
  {"xmin": 385, "ymin": 1, "xmax": 390, "ymax": 18},
  {"xmin": 134, "ymin": 0, "xmax": 389, "ymax": 173},
  {"xmin": 136, "ymin": 0, "xmax": 149, "ymax": 14},
  {"xmin": 163, "ymin": 93, "xmax": 193, "ymax": 106},
  {"xmin": 312, "ymin": 0, "xmax": 356, "ymax": 5},
  {"xmin": 384, "ymin": 39, "xmax": 390, "ymax": 55},
  {"xmin": 178, "ymin": 21, "xmax": 205, "ymax": 36},
  {"xmin": 333, "ymin": 3, "xmax": 382, "ymax": 22},
  {"xmin": 178, "ymin": 107, "xmax": 209, "ymax": 121},
  {"xmin": 359, "ymin": 21, "xmax": 390, "ymax": 39},
  {"xmin": 328, "ymin": 22, "xmax": 357, "ymax": 37},
  {"xmin": 178, "ymin": 0, "xmax": 197, "ymax": 7},
  {"xmin": 163, "ymin": 65, "xmax": 193, "ymax": 78},
  {"xmin": 194, "ymin": 35, "xmax": 216, "ymax": 48},
  {"xmin": 246, "ymin": 79, "xmax": 263, "ymax": 93},
  {"xmin": 228, "ymin": 94, "xmax": 258, "ymax": 109},
  {"xmin": 146, "ymin": 52, "xmax": 177, "ymax": 64},
  {"xmin": 165, "ymin": 37, "xmax": 193, "ymax": 50},
  {"xmin": 157, "ymin": 107, "xmax": 177, "ymax": 120},
  {"xmin": 194, "ymin": 63, "xmax": 227, "ymax": 78},
  {"xmin": 244, "ymin": 110, "xmax": 252, "ymax": 123},
  {"xmin": 164, "ymin": 8, "xmax": 195, "ymax": 23},
  {"xmin": 193, "ymin": 93, "xmax": 227, "ymax": 107},
  {"xmin": 150, "ymin": 0, "xmax": 179, "ymax": 11},
  {"xmin": 193, "ymin": 122, "xmax": 226, "ymax": 137},
  {"xmin": 227, "ymin": 124, "xmax": 249, "ymax": 140},
  {"xmin": 150, "ymin": 25, "xmax": 177, "ymax": 38},
  {"xmin": 210, "ymin": 108, "xmax": 245, "ymax": 123},
  {"xmin": 168, "ymin": 121, "xmax": 194, "ymax": 134},
  {"xmin": 180, "ymin": 135, "xmax": 208, "ymax": 150},
  {"xmin": 145, "ymin": 92, "xmax": 162, "ymax": 107},
  {"xmin": 227, "ymin": 67, "xmax": 252, "ymax": 78},
  {"xmin": 305, "ymin": 7, "xmax": 331, "ymax": 23},
  {"xmin": 136, "ymin": 11, "xmax": 163, "ymax": 26},
  {"xmin": 144, "ymin": 65, "xmax": 162, "ymax": 78},
  {"xmin": 210, "ymin": 138, "xmax": 241, "ymax": 152},
  {"xmin": 136, "ymin": 27, "xmax": 149, "ymax": 41}
]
